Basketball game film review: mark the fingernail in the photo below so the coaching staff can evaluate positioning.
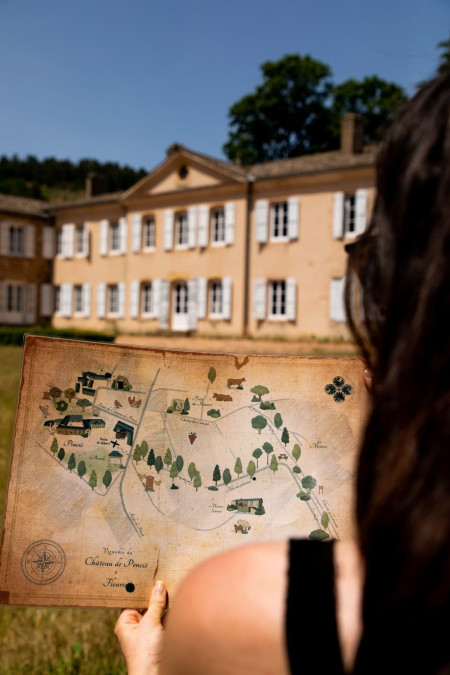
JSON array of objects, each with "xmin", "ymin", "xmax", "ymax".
[{"xmin": 154, "ymin": 581, "xmax": 165, "ymax": 595}]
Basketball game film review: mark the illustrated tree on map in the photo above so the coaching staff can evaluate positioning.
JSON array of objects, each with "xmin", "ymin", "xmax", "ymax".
[
  {"xmin": 188, "ymin": 462, "xmax": 197, "ymax": 482},
  {"xmin": 140, "ymin": 440, "xmax": 149, "ymax": 460},
  {"xmin": 155, "ymin": 456, "xmax": 163, "ymax": 473},
  {"xmin": 247, "ymin": 460, "xmax": 256, "ymax": 479},
  {"xmin": 78, "ymin": 460, "xmax": 86, "ymax": 478},
  {"xmin": 176, "ymin": 455, "xmax": 184, "ymax": 473},
  {"xmin": 68, "ymin": 453, "xmax": 76, "ymax": 472},
  {"xmin": 164, "ymin": 448, "xmax": 172, "ymax": 467},
  {"xmin": 213, "ymin": 465, "xmax": 221, "ymax": 485},
  {"xmin": 147, "ymin": 448, "xmax": 156, "ymax": 467},
  {"xmin": 58, "ymin": 447, "xmax": 65, "ymax": 462},
  {"xmin": 250, "ymin": 385, "xmax": 269, "ymax": 402},
  {"xmin": 292, "ymin": 443, "xmax": 301, "ymax": 462},
  {"xmin": 193, "ymin": 471, "xmax": 202, "ymax": 492},
  {"xmin": 234, "ymin": 457, "xmax": 243, "ymax": 476},
  {"xmin": 270, "ymin": 454, "xmax": 279, "ymax": 473},
  {"xmin": 181, "ymin": 398, "xmax": 190, "ymax": 415},
  {"xmin": 50, "ymin": 387, "xmax": 62, "ymax": 401},
  {"xmin": 89, "ymin": 470, "xmax": 98, "ymax": 490},
  {"xmin": 251, "ymin": 415, "xmax": 267, "ymax": 434},
  {"xmin": 223, "ymin": 468, "xmax": 232, "ymax": 485},
  {"xmin": 103, "ymin": 470, "xmax": 112, "ymax": 489},
  {"xmin": 274, "ymin": 413, "xmax": 283, "ymax": 429},
  {"xmin": 262, "ymin": 442, "xmax": 273, "ymax": 464},
  {"xmin": 76, "ymin": 398, "xmax": 91, "ymax": 413},
  {"xmin": 64, "ymin": 387, "xmax": 76, "ymax": 402},
  {"xmin": 170, "ymin": 462, "xmax": 179, "ymax": 489},
  {"xmin": 281, "ymin": 427, "xmax": 290, "ymax": 446},
  {"xmin": 252, "ymin": 448, "xmax": 263, "ymax": 468},
  {"xmin": 50, "ymin": 438, "xmax": 58, "ymax": 455},
  {"xmin": 133, "ymin": 444, "xmax": 142, "ymax": 462}
]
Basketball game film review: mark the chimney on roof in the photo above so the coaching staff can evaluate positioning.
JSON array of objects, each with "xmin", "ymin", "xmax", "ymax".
[
  {"xmin": 86, "ymin": 173, "xmax": 106, "ymax": 198},
  {"xmin": 166, "ymin": 143, "xmax": 184, "ymax": 157},
  {"xmin": 340, "ymin": 113, "xmax": 364, "ymax": 154}
]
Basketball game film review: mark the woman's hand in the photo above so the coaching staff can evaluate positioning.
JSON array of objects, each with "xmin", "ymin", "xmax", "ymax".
[
  {"xmin": 115, "ymin": 580, "xmax": 167, "ymax": 675},
  {"xmin": 363, "ymin": 368, "xmax": 372, "ymax": 391}
]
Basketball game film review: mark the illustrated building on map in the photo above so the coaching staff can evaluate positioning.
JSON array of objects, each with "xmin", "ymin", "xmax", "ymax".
[
  {"xmin": 108, "ymin": 449, "xmax": 123, "ymax": 466},
  {"xmin": 44, "ymin": 415, "xmax": 106, "ymax": 436},
  {"xmin": 1, "ymin": 114, "xmax": 374, "ymax": 338},
  {"xmin": 230, "ymin": 497, "xmax": 263, "ymax": 513},
  {"xmin": 113, "ymin": 421, "xmax": 134, "ymax": 445}
]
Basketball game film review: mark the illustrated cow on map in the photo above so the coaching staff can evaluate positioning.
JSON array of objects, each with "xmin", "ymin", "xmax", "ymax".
[
  {"xmin": 227, "ymin": 377, "xmax": 246, "ymax": 389},
  {"xmin": 213, "ymin": 393, "xmax": 233, "ymax": 402}
]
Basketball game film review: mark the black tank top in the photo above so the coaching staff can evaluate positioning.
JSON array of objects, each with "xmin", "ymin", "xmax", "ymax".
[{"xmin": 286, "ymin": 539, "xmax": 345, "ymax": 674}]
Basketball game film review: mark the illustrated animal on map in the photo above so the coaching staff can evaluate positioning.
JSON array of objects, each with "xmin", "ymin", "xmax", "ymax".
[
  {"xmin": 234, "ymin": 520, "xmax": 251, "ymax": 534},
  {"xmin": 39, "ymin": 404, "xmax": 49, "ymax": 418},
  {"xmin": 155, "ymin": 480, "xmax": 162, "ymax": 487},
  {"xmin": 213, "ymin": 393, "xmax": 233, "ymax": 402},
  {"xmin": 131, "ymin": 399, "xmax": 142, "ymax": 408},
  {"xmin": 234, "ymin": 355, "xmax": 249, "ymax": 371},
  {"xmin": 227, "ymin": 377, "xmax": 246, "ymax": 389},
  {"xmin": 128, "ymin": 396, "xmax": 135, "ymax": 406},
  {"xmin": 114, "ymin": 400, "xmax": 123, "ymax": 408}
]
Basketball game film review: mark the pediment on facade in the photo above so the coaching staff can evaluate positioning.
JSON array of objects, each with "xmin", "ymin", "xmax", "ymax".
[{"xmin": 122, "ymin": 146, "xmax": 247, "ymax": 201}]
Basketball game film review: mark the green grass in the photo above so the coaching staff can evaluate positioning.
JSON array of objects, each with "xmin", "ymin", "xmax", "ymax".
[{"xmin": 0, "ymin": 347, "xmax": 127, "ymax": 674}]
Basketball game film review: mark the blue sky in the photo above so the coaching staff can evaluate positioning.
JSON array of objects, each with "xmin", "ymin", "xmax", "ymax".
[{"xmin": 0, "ymin": 0, "xmax": 449, "ymax": 171}]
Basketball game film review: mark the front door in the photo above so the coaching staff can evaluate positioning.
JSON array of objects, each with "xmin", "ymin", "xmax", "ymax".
[{"xmin": 172, "ymin": 282, "xmax": 189, "ymax": 331}]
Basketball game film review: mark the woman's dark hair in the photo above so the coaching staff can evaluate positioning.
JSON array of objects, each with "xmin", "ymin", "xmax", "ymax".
[{"xmin": 346, "ymin": 73, "xmax": 450, "ymax": 674}]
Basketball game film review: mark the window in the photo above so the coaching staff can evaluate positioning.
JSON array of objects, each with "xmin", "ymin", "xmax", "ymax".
[
  {"xmin": 142, "ymin": 282, "xmax": 154, "ymax": 315},
  {"xmin": 175, "ymin": 212, "xmax": 188, "ymax": 247},
  {"xmin": 344, "ymin": 194, "xmax": 356, "ymax": 235},
  {"xmin": 74, "ymin": 285, "xmax": 83, "ymax": 314},
  {"xmin": 174, "ymin": 282, "xmax": 188, "ymax": 314},
  {"xmin": 108, "ymin": 284, "xmax": 119, "ymax": 314},
  {"xmin": 56, "ymin": 229, "xmax": 63, "ymax": 256},
  {"xmin": 143, "ymin": 217, "xmax": 155, "ymax": 249},
  {"xmin": 271, "ymin": 202, "xmax": 288, "ymax": 239},
  {"xmin": 9, "ymin": 226, "xmax": 23, "ymax": 256},
  {"xmin": 269, "ymin": 280, "xmax": 287, "ymax": 317},
  {"xmin": 211, "ymin": 207, "xmax": 225, "ymax": 244},
  {"xmin": 76, "ymin": 226, "xmax": 85, "ymax": 255},
  {"xmin": 55, "ymin": 287, "xmax": 61, "ymax": 313},
  {"xmin": 7, "ymin": 285, "xmax": 22, "ymax": 312},
  {"xmin": 210, "ymin": 280, "xmax": 223, "ymax": 316},
  {"xmin": 110, "ymin": 222, "xmax": 120, "ymax": 251}
]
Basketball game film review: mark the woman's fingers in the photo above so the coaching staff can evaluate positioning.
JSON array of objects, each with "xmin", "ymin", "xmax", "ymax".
[
  {"xmin": 145, "ymin": 580, "xmax": 167, "ymax": 628},
  {"xmin": 363, "ymin": 368, "xmax": 373, "ymax": 391}
]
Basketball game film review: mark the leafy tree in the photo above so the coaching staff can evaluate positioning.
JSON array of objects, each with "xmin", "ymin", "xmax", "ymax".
[
  {"xmin": 292, "ymin": 443, "xmax": 301, "ymax": 462},
  {"xmin": 207, "ymin": 367, "xmax": 216, "ymax": 384},
  {"xmin": 50, "ymin": 438, "xmax": 58, "ymax": 455},
  {"xmin": 193, "ymin": 472, "xmax": 202, "ymax": 491},
  {"xmin": 133, "ymin": 444, "xmax": 142, "ymax": 462},
  {"xmin": 247, "ymin": 460, "xmax": 256, "ymax": 478},
  {"xmin": 181, "ymin": 398, "xmax": 190, "ymax": 415},
  {"xmin": 321, "ymin": 512, "xmax": 330, "ymax": 530},
  {"xmin": 296, "ymin": 491, "xmax": 311, "ymax": 501},
  {"xmin": 103, "ymin": 469, "xmax": 112, "ymax": 488},
  {"xmin": 213, "ymin": 464, "xmax": 221, "ymax": 485},
  {"xmin": 64, "ymin": 387, "xmax": 76, "ymax": 401},
  {"xmin": 234, "ymin": 457, "xmax": 243, "ymax": 476},
  {"xmin": 50, "ymin": 386, "xmax": 62, "ymax": 400},
  {"xmin": 437, "ymin": 35, "xmax": 450, "ymax": 75},
  {"xmin": 89, "ymin": 469, "xmax": 98, "ymax": 490},
  {"xmin": 262, "ymin": 442, "xmax": 273, "ymax": 464},
  {"xmin": 309, "ymin": 529, "xmax": 330, "ymax": 541},
  {"xmin": 250, "ymin": 385, "xmax": 269, "ymax": 401},
  {"xmin": 77, "ymin": 460, "xmax": 86, "ymax": 478},
  {"xmin": 164, "ymin": 448, "xmax": 172, "ymax": 467},
  {"xmin": 147, "ymin": 448, "xmax": 156, "ymax": 467},
  {"xmin": 155, "ymin": 456, "xmax": 163, "ymax": 473},
  {"xmin": 223, "ymin": 54, "xmax": 334, "ymax": 164},
  {"xmin": 252, "ymin": 448, "xmax": 263, "ymax": 468},
  {"xmin": 58, "ymin": 447, "xmax": 65, "ymax": 462},
  {"xmin": 270, "ymin": 454, "xmax": 279, "ymax": 473},
  {"xmin": 274, "ymin": 413, "xmax": 283, "ymax": 429},
  {"xmin": 223, "ymin": 468, "xmax": 232, "ymax": 485},
  {"xmin": 293, "ymin": 466, "xmax": 301, "ymax": 474},
  {"xmin": 302, "ymin": 475, "xmax": 317, "ymax": 490},
  {"xmin": 55, "ymin": 400, "xmax": 68, "ymax": 412},
  {"xmin": 170, "ymin": 462, "xmax": 178, "ymax": 484},
  {"xmin": 188, "ymin": 462, "xmax": 197, "ymax": 481},
  {"xmin": 68, "ymin": 453, "xmax": 76, "ymax": 472},
  {"xmin": 140, "ymin": 440, "xmax": 148, "ymax": 459},
  {"xmin": 76, "ymin": 398, "xmax": 91, "ymax": 412},
  {"xmin": 281, "ymin": 427, "xmax": 290, "ymax": 446},
  {"xmin": 251, "ymin": 415, "xmax": 267, "ymax": 434},
  {"xmin": 176, "ymin": 455, "xmax": 184, "ymax": 473}
]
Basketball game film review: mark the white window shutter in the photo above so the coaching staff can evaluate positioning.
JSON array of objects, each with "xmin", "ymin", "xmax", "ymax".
[
  {"xmin": 253, "ymin": 278, "xmax": 267, "ymax": 319},
  {"xmin": 0, "ymin": 222, "xmax": 9, "ymax": 255},
  {"xmin": 197, "ymin": 206, "xmax": 209, "ymax": 248},
  {"xmin": 330, "ymin": 278, "xmax": 346, "ymax": 322},
  {"xmin": 130, "ymin": 279, "xmax": 140, "ymax": 318},
  {"xmin": 40, "ymin": 283, "xmax": 53, "ymax": 317},
  {"xmin": 333, "ymin": 192, "xmax": 344, "ymax": 239},
  {"xmin": 286, "ymin": 277, "xmax": 297, "ymax": 320},
  {"xmin": 82, "ymin": 223, "xmax": 90, "ymax": 256},
  {"xmin": 163, "ymin": 210, "xmax": 174, "ymax": 251},
  {"xmin": 63, "ymin": 224, "xmax": 74, "ymax": 258},
  {"xmin": 152, "ymin": 279, "xmax": 162, "ymax": 320},
  {"xmin": 159, "ymin": 280, "xmax": 170, "ymax": 329},
  {"xmin": 119, "ymin": 217, "xmax": 127, "ymax": 254},
  {"xmin": 255, "ymin": 200, "xmax": 269, "ymax": 243},
  {"xmin": 42, "ymin": 226, "xmax": 55, "ymax": 259},
  {"xmin": 187, "ymin": 207, "xmax": 197, "ymax": 249},
  {"xmin": 118, "ymin": 282, "xmax": 126, "ymax": 317},
  {"xmin": 100, "ymin": 220, "xmax": 109, "ymax": 256},
  {"xmin": 82, "ymin": 283, "xmax": 91, "ymax": 317},
  {"xmin": 24, "ymin": 283, "xmax": 37, "ymax": 323},
  {"xmin": 97, "ymin": 283, "xmax": 106, "ymax": 318},
  {"xmin": 61, "ymin": 283, "xmax": 73, "ymax": 318},
  {"xmin": 132, "ymin": 214, "xmax": 142, "ymax": 253},
  {"xmin": 225, "ymin": 202, "xmax": 235, "ymax": 245},
  {"xmin": 222, "ymin": 277, "xmax": 232, "ymax": 320},
  {"xmin": 187, "ymin": 279, "xmax": 198, "ymax": 330},
  {"xmin": 288, "ymin": 198, "xmax": 299, "ymax": 240},
  {"xmin": 197, "ymin": 277, "xmax": 207, "ymax": 319},
  {"xmin": 355, "ymin": 189, "xmax": 368, "ymax": 235},
  {"xmin": 25, "ymin": 225, "xmax": 35, "ymax": 258}
]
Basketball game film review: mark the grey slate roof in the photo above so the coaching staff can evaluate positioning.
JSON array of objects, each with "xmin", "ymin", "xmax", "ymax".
[{"xmin": 0, "ymin": 193, "xmax": 50, "ymax": 218}]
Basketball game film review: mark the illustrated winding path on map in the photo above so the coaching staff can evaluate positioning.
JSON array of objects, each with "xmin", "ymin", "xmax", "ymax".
[{"xmin": 0, "ymin": 337, "xmax": 367, "ymax": 608}]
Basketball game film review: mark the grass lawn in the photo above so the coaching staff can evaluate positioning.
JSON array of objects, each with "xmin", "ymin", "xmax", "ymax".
[{"xmin": 0, "ymin": 347, "xmax": 126, "ymax": 674}]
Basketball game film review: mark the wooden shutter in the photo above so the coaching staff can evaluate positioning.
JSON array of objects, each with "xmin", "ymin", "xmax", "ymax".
[
  {"xmin": 197, "ymin": 206, "xmax": 209, "ymax": 248},
  {"xmin": 0, "ymin": 222, "xmax": 9, "ymax": 255},
  {"xmin": 82, "ymin": 223, "xmax": 90, "ymax": 256},
  {"xmin": 163, "ymin": 210, "xmax": 174, "ymax": 250},
  {"xmin": 333, "ymin": 192, "xmax": 344, "ymax": 239},
  {"xmin": 63, "ymin": 224, "xmax": 74, "ymax": 258},
  {"xmin": 222, "ymin": 277, "xmax": 232, "ymax": 320},
  {"xmin": 82, "ymin": 283, "xmax": 91, "ymax": 317},
  {"xmin": 288, "ymin": 198, "xmax": 299, "ymax": 240},
  {"xmin": 40, "ymin": 284, "xmax": 53, "ymax": 317},
  {"xmin": 197, "ymin": 277, "xmax": 207, "ymax": 319},
  {"xmin": 130, "ymin": 279, "xmax": 140, "ymax": 318},
  {"xmin": 159, "ymin": 280, "xmax": 170, "ymax": 329},
  {"xmin": 132, "ymin": 214, "xmax": 142, "ymax": 253},
  {"xmin": 188, "ymin": 207, "xmax": 197, "ymax": 249},
  {"xmin": 152, "ymin": 279, "xmax": 162, "ymax": 320},
  {"xmin": 118, "ymin": 282, "xmax": 126, "ymax": 317},
  {"xmin": 100, "ymin": 220, "xmax": 109, "ymax": 256},
  {"xmin": 330, "ymin": 278, "xmax": 346, "ymax": 322},
  {"xmin": 25, "ymin": 283, "xmax": 37, "ymax": 323},
  {"xmin": 225, "ymin": 203, "xmax": 235, "ymax": 245},
  {"xmin": 286, "ymin": 277, "xmax": 297, "ymax": 320},
  {"xmin": 61, "ymin": 283, "xmax": 73, "ymax": 318},
  {"xmin": 25, "ymin": 225, "xmax": 36, "ymax": 258},
  {"xmin": 119, "ymin": 217, "xmax": 127, "ymax": 254},
  {"xmin": 187, "ymin": 279, "xmax": 198, "ymax": 330},
  {"xmin": 255, "ymin": 201, "xmax": 269, "ymax": 243},
  {"xmin": 97, "ymin": 283, "xmax": 106, "ymax": 318},
  {"xmin": 42, "ymin": 226, "xmax": 55, "ymax": 259},
  {"xmin": 253, "ymin": 278, "xmax": 267, "ymax": 319},
  {"xmin": 355, "ymin": 189, "xmax": 368, "ymax": 235}
]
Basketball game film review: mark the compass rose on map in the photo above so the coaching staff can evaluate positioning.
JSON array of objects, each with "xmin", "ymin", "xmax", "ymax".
[{"xmin": 21, "ymin": 540, "xmax": 66, "ymax": 585}]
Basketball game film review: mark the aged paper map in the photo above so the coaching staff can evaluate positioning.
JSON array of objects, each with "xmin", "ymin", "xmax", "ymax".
[{"xmin": 0, "ymin": 336, "xmax": 368, "ymax": 608}]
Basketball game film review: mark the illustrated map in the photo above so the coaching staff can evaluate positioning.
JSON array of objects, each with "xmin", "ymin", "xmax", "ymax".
[{"xmin": 0, "ymin": 336, "xmax": 368, "ymax": 607}]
